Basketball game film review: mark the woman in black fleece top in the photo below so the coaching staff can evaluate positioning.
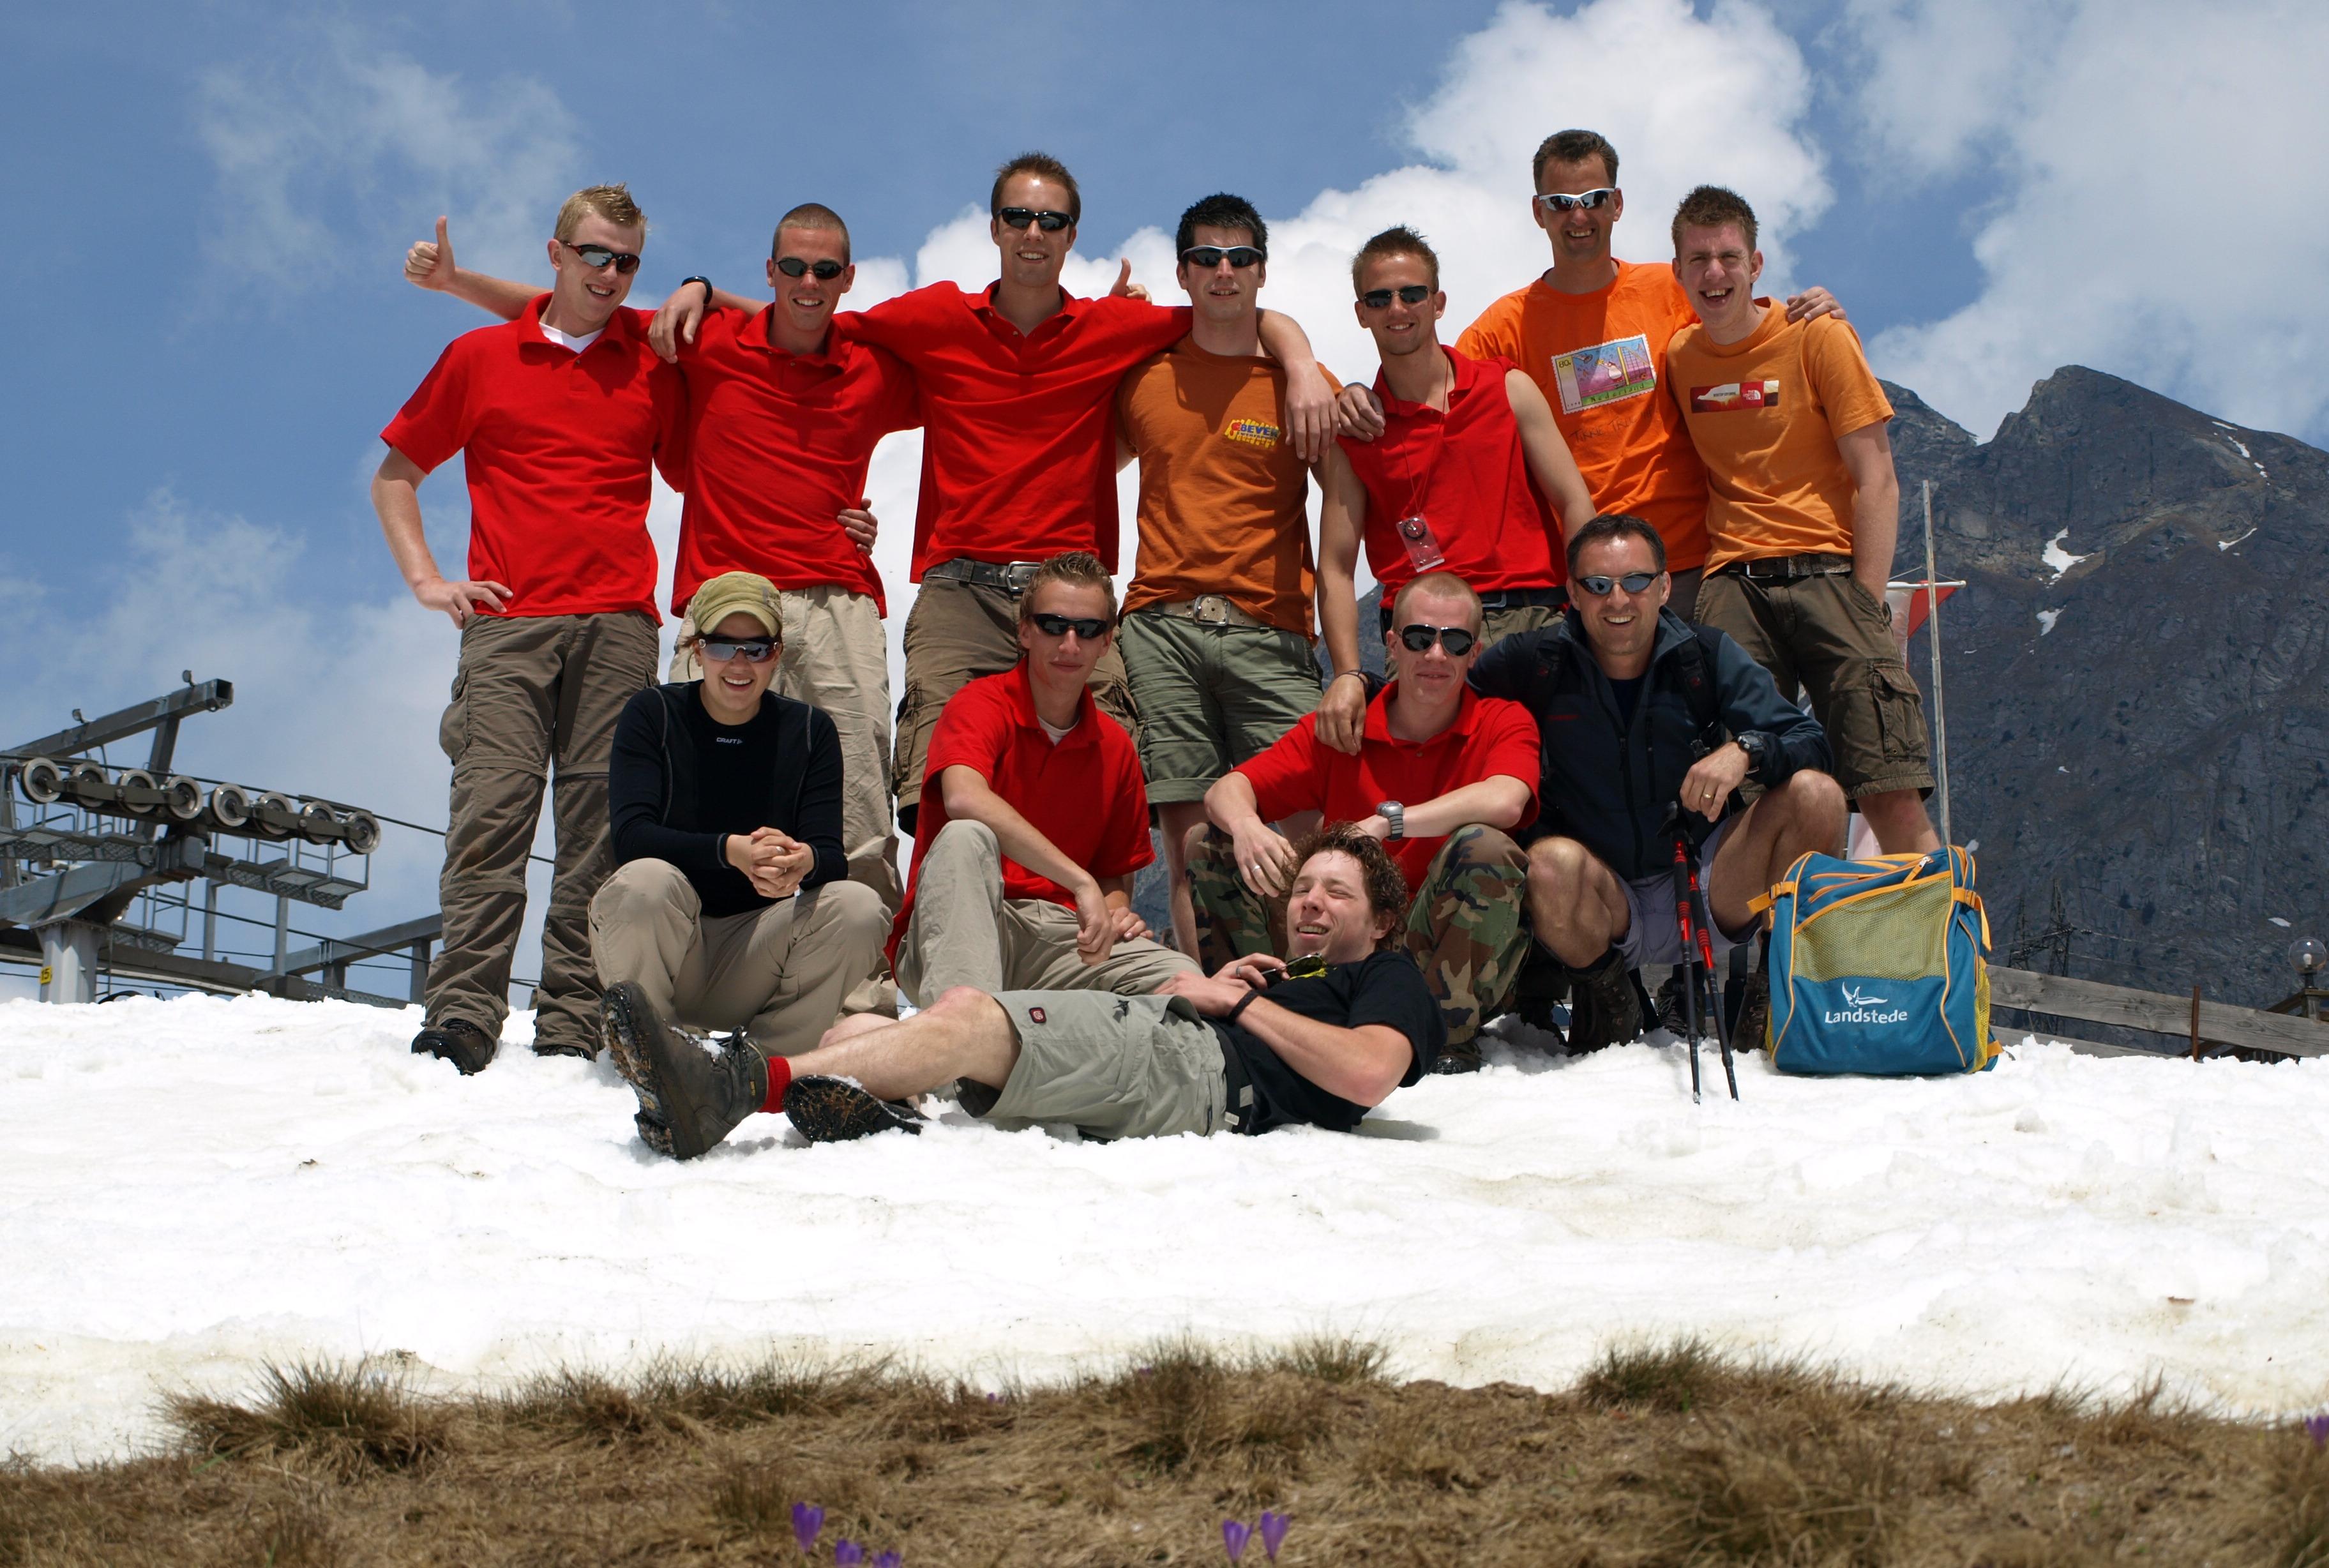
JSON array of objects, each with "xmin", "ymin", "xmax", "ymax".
[{"xmin": 587, "ymin": 572, "xmax": 886, "ymax": 1063}]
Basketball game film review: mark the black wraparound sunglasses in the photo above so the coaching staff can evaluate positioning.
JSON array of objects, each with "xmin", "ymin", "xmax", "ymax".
[
  {"xmin": 1180, "ymin": 245, "xmax": 1264, "ymax": 269},
  {"xmin": 1359, "ymin": 284, "xmax": 1433, "ymax": 309},
  {"xmin": 997, "ymin": 207, "xmax": 1074, "ymax": 232},
  {"xmin": 561, "ymin": 239, "xmax": 640, "ymax": 274},
  {"xmin": 775, "ymin": 256, "xmax": 845, "ymax": 280},
  {"xmin": 1030, "ymin": 612, "xmax": 1112, "ymax": 640}
]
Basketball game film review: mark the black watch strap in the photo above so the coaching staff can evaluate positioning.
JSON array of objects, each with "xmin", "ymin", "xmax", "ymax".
[{"xmin": 681, "ymin": 275, "xmax": 714, "ymax": 303}]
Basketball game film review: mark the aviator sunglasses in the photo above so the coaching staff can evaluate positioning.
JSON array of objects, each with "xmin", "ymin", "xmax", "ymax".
[
  {"xmin": 1534, "ymin": 188, "xmax": 1618, "ymax": 213},
  {"xmin": 1572, "ymin": 571, "xmax": 1663, "ymax": 597},
  {"xmin": 775, "ymin": 256, "xmax": 846, "ymax": 280},
  {"xmin": 560, "ymin": 239, "xmax": 641, "ymax": 274},
  {"xmin": 997, "ymin": 206, "xmax": 1074, "ymax": 232},
  {"xmin": 1398, "ymin": 622, "xmax": 1477, "ymax": 656},
  {"xmin": 1030, "ymin": 612, "xmax": 1112, "ymax": 640},
  {"xmin": 1359, "ymin": 284, "xmax": 1433, "ymax": 309},
  {"xmin": 1180, "ymin": 245, "xmax": 1265, "ymax": 269},
  {"xmin": 700, "ymin": 636, "xmax": 778, "ymax": 664}
]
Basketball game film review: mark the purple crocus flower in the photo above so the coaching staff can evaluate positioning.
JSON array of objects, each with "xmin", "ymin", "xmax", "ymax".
[
  {"xmin": 875, "ymin": 1555, "xmax": 902, "ymax": 1568},
  {"xmin": 1258, "ymin": 1511, "xmax": 1290, "ymax": 1561},
  {"xmin": 1222, "ymin": 1518, "xmax": 1252, "ymax": 1560},
  {"xmin": 2307, "ymin": 1413, "xmax": 2329, "ymax": 1449},
  {"xmin": 835, "ymin": 1542, "xmax": 864, "ymax": 1565},
  {"xmin": 790, "ymin": 1502, "xmax": 824, "ymax": 1554}
]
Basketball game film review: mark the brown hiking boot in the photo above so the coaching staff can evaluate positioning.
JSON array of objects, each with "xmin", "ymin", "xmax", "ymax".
[
  {"xmin": 1562, "ymin": 948, "xmax": 1643, "ymax": 1053},
  {"xmin": 411, "ymin": 1017, "xmax": 496, "ymax": 1075},
  {"xmin": 599, "ymin": 983, "xmax": 767, "ymax": 1161}
]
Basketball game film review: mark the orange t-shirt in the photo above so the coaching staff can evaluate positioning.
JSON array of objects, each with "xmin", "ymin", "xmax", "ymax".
[
  {"xmin": 1664, "ymin": 306, "xmax": 1894, "ymax": 569},
  {"xmin": 1458, "ymin": 261, "xmax": 1708, "ymax": 571},
  {"xmin": 1115, "ymin": 340, "xmax": 1338, "ymax": 634}
]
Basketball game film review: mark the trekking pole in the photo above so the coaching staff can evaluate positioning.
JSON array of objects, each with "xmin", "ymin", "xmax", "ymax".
[
  {"xmin": 1922, "ymin": 480, "xmax": 1953, "ymax": 848},
  {"xmin": 1665, "ymin": 807, "xmax": 1703, "ymax": 1104},
  {"xmin": 1682, "ymin": 841, "xmax": 1740, "ymax": 1102}
]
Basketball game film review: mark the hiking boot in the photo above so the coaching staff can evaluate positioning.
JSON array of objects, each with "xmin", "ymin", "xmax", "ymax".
[
  {"xmin": 1430, "ymin": 1037, "xmax": 1483, "ymax": 1074},
  {"xmin": 411, "ymin": 1017, "xmax": 496, "ymax": 1075},
  {"xmin": 1562, "ymin": 949, "xmax": 1642, "ymax": 1053},
  {"xmin": 784, "ymin": 1076, "xmax": 927, "ymax": 1144},
  {"xmin": 1508, "ymin": 943, "xmax": 1569, "ymax": 1048},
  {"xmin": 1733, "ymin": 963, "xmax": 1771, "ymax": 1054},
  {"xmin": 532, "ymin": 1036, "xmax": 598, "ymax": 1062},
  {"xmin": 1654, "ymin": 969, "xmax": 1690, "ymax": 1036},
  {"xmin": 599, "ymin": 983, "xmax": 767, "ymax": 1161}
]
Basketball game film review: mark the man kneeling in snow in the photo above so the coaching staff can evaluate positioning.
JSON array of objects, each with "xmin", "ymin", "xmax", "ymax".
[{"xmin": 602, "ymin": 823, "xmax": 1445, "ymax": 1156}]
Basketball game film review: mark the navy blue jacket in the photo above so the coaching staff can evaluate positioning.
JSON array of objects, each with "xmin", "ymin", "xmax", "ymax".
[{"xmin": 1469, "ymin": 609, "xmax": 1831, "ymax": 880}]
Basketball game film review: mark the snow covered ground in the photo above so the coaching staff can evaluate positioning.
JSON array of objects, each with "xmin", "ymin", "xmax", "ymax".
[{"xmin": 4, "ymin": 991, "xmax": 2328, "ymax": 1464}]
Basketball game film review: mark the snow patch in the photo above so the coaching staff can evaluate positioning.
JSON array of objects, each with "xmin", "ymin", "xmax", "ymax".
[
  {"xmin": 2272, "ymin": 917, "xmax": 2293, "ymax": 928},
  {"xmin": 6, "ymin": 995, "xmax": 2329, "ymax": 1464},
  {"xmin": 2042, "ymin": 529, "xmax": 2088, "ymax": 581},
  {"xmin": 2037, "ymin": 608, "xmax": 2063, "ymax": 635},
  {"xmin": 2220, "ymin": 528, "xmax": 2258, "ymax": 552}
]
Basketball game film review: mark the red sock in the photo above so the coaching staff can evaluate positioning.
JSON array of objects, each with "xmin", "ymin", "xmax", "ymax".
[{"xmin": 760, "ymin": 1054, "xmax": 793, "ymax": 1114}]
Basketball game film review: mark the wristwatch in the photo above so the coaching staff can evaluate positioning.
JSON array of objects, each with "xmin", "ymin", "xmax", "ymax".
[
  {"xmin": 680, "ymin": 275, "xmax": 714, "ymax": 303},
  {"xmin": 1376, "ymin": 801, "xmax": 1405, "ymax": 840},
  {"xmin": 1735, "ymin": 731, "xmax": 1768, "ymax": 781}
]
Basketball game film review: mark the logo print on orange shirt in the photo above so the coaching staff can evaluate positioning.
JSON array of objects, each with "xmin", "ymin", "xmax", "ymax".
[
  {"xmin": 1690, "ymin": 379, "xmax": 1782, "ymax": 413},
  {"xmin": 1551, "ymin": 333, "xmax": 1656, "ymax": 415},
  {"xmin": 1225, "ymin": 418, "xmax": 1282, "ymax": 449}
]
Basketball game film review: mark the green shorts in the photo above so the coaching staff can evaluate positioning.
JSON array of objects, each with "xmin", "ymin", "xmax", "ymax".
[
  {"xmin": 959, "ymin": 990, "xmax": 1233, "ymax": 1140},
  {"xmin": 1119, "ymin": 607, "xmax": 1322, "ymax": 806},
  {"xmin": 1696, "ymin": 568, "xmax": 1936, "ymax": 800}
]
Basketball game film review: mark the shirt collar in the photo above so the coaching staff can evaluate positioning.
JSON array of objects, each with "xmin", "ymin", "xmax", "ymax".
[
  {"xmin": 520, "ymin": 292, "xmax": 634, "ymax": 351},
  {"xmin": 1006, "ymin": 660, "xmax": 1099, "ymax": 741},
  {"xmin": 970, "ymin": 280, "xmax": 1089, "ymax": 337}
]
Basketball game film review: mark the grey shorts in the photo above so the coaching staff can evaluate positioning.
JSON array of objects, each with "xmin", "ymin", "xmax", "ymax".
[
  {"xmin": 958, "ymin": 990, "xmax": 1232, "ymax": 1140},
  {"xmin": 1617, "ymin": 813, "xmax": 1748, "ymax": 969},
  {"xmin": 1118, "ymin": 609, "xmax": 1322, "ymax": 806}
]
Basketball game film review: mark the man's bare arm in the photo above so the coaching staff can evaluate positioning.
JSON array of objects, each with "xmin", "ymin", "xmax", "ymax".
[
  {"xmin": 938, "ymin": 765, "xmax": 1117, "ymax": 957},
  {"xmin": 1314, "ymin": 445, "xmax": 1370, "ymax": 755},
  {"xmin": 1836, "ymin": 421, "xmax": 1901, "ymax": 599},
  {"xmin": 1233, "ymin": 1004, "xmax": 1412, "ymax": 1106},
  {"xmin": 370, "ymin": 449, "xmax": 510, "ymax": 628},
  {"xmin": 1391, "ymin": 775, "xmax": 1534, "ymax": 840},
  {"xmin": 1254, "ymin": 309, "xmax": 1332, "ymax": 462},
  {"xmin": 1507, "ymin": 370, "xmax": 1597, "ymax": 529}
]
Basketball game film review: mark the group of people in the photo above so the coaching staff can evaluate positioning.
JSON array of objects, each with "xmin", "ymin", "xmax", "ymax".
[{"xmin": 373, "ymin": 128, "xmax": 1940, "ymax": 1161}]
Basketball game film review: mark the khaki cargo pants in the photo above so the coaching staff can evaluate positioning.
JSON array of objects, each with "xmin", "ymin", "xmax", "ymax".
[
  {"xmin": 891, "ymin": 575, "xmax": 1139, "ymax": 834},
  {"xmin": 588, "ymin": 859, "xmax": 888, "ymax": 1057},
  {"xmin": 895, "ymin": 820, "xmax": 1196, "ymax": 1006},
  {"xmin": 671, "ymin": 586, "xmax": 901, "ymax": 914},
  {"xmin": 430, "ymin": 610, "xmax": 659, "ymax": 1051}
]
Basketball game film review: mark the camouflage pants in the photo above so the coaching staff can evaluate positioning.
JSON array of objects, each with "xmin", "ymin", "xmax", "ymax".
[{"xmin": 1187, "ymin": 822, "xmax": 1530, "ymax": 1048}]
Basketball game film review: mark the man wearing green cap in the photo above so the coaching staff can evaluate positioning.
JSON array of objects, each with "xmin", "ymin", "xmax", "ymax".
[{"xmin": 590, "ymin": 571, "xmax": 889, "ymax": 1069}]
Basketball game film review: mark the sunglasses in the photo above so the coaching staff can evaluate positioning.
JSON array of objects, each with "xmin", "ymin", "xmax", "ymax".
[
  {"xmin": 1269, "ymin": 953, "xmax": 1330, "ymax": 985},
  {"xmin": 1180, "ymin": 245, "xmax": 1264, "ymax": 269},
  {"xmin": 997, "ymin": 207, "xmax": 1074, "ymax": 232},
  {"xmin": 1572, "ymin": 571, "xmax": 1662, "ymax": 597},
  {"xmin": 700, "ymin": 637, "xmax": 778, "ymax": 664},
  {"xmin": 1359, "ymin": 284, "xmax": 1433, "ymax": 309},
  {"xmin": 1398, "ymin": 622, "xmax": 1477, "ymax": 656},
  {"xmin": 1029, "ymin": 612, "xmax": 1112, "ymax": 640},
  {"xmin": 774, "ymin": 256, "xmax": 845, "ymax": 280},
  {"xmin": 1534, "ymin": 188, "xmax": 1617, "ymax": 213},
  {"xmin": 561, "ymin": 239, "xmax": 641, "ymax": 275}
]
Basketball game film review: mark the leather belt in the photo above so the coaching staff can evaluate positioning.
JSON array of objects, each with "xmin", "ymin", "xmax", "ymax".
[
  {"xmin": 924, "ymin": 557, "xmax": 1042, "ymax": 594},
  {"xmin": 1477, "ymin": 585, "xmax": 1569, "ymax": 610},
  {"xmin": 1714, "ymin": 552, "xmax": 1853, "ymax": 582},
  {"xmin": 1142, "ymin": 594, "xmax": 1271, "ymax": 629}
]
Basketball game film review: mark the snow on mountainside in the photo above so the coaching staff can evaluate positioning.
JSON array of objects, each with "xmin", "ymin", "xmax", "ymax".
[{"xmin": 5, "ymin": 993, "xmax": 2328, "ymax": 1465}]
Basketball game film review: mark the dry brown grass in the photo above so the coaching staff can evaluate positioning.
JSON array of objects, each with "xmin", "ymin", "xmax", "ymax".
[{"xmin": 3, "ymin": 1337, "xmax": 2323, "ymax": 1565}]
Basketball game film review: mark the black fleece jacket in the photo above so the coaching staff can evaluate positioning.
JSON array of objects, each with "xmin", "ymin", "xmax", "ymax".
[
  {"xmin": 607, "ymin": 682, "xmax": 848, "ymax": 918},
  {"xmin": 1470, "ymin": 608, "xmax": 1832, "ymax": 880}
]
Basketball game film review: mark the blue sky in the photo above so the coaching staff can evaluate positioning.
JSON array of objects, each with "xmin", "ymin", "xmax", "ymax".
[{"xmin": 1, "ymin": 0, "xmax": 2318, "ymax": 993}]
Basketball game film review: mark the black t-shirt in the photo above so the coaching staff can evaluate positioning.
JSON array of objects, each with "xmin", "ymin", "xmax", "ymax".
[
  {"xmin": 1608, "ymin": 673, "xmax": 1645, "ymax": 727},
  {"xmin": 1210, "ymin": 950, "xmax": 1444, "ymax": 1135}
]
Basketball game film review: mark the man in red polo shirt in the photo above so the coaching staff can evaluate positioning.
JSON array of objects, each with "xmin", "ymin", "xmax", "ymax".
[
  {"xmin": 373, "ymin": 183, "xmax": 686, "ymax": 1073},
  {"xmin": 651, "ymin": 152, "xmax": 1334, "ymax": 833},
  {"xmin": 1193, "ymin": 573, "xmax": 1535, "ymax": 1070},
  {"xmin": 890, "ymin": 551, "xmax": 1196, "ymax": 1004},
  {"xmin": 1314, "ymin": 227, "xmax": 1594, "ymax": 757},
  {"xmin": 405, "ymin": 202, "xmax": 917, "ymax": 919}
]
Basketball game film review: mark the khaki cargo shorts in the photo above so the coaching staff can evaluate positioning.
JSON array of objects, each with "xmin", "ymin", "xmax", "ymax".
[
  {"xmin": 1119, "ymin": 606, "xmax": 1321, "ymax": 805},
  {"xmin": 1696, "ymin": 568, "xmax": 1935, "ymax": 801},
  {"xmin": 956, "ymin": 990, "xmax": 1232, "ymax": 1141}
]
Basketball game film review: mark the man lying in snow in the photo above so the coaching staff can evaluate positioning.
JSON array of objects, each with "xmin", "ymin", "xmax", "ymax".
[{"xmin": 600, "ymin": 822, "xmax": 1446, "ymax": 1156}]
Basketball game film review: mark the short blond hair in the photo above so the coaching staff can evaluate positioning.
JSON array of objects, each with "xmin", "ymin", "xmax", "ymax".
[
  {"xmin": 1017, "ymin": 550, "xmax": 1117, "ymax": 629},
  {"xmin": 1391, "ymin": 571, "xmax": 1483, "ymax": 633},
  {"xmin": 555, "ymin": 183, "xmax": 645, "ymax": 243}
]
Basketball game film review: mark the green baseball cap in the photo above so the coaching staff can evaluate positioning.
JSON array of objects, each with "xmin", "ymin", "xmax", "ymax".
[{"xmin": 687, "ymin": 571, "xmax": 783, "ymax": 640}]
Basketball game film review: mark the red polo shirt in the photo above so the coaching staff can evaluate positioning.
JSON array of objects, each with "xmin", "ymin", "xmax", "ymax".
[
  {"xmin": 889, "ymin": 663, "xmax": 1156, "ymax": 958},
  {"xmin": 670, "ymin": 306, "xmax": 919, "ymax": 615},
  {"xmin": 382, "ymin": 296, "xmax": 686, "ymax": 619},
  {"xmin": 1338, "ymin": 345, "xmax": 1568, "ymax": 595},
  {"xmin": 1234, "ymin": 682, "xmax": 1540, "ymax": 890},
  {"xmin": 845, "ymin": 283, "xmax": 1190, "ymax": 578}
]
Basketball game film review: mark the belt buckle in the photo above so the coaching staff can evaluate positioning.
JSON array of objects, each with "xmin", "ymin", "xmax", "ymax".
[
  {"xmin": 1191, "ymin": 594, "xmax": 1230, "ymax": 626},
  {"xmin": 1002, "ymin": 561, "xmax": 1040, "ymax": 595}
]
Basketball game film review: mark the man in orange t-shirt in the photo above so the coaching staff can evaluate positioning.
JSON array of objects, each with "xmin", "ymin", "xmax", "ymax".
[
  {"xmin": 1338, "ymin": 129, "xmax": 1839, "ymax": 619},
  {"xmin": 1115, "ymin": 193, "xmax": 1341, "ymax": 956},
  {"xmin": 1664, "ymin": 185, "xmax": 1938, "ymax": 856}
]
